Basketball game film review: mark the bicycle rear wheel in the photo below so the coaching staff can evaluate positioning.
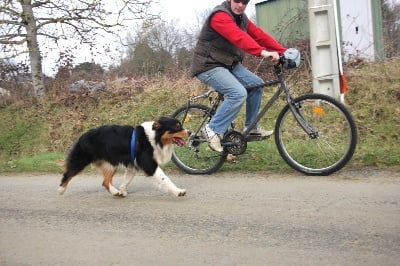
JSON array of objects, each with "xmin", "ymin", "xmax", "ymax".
[
  {"xmin": 171, "ymin": 104, "xmax": 227, "ymax": 174},
  {"xmin": 275, "ymin": 93, "xmax": 357, "ymax": 175}
]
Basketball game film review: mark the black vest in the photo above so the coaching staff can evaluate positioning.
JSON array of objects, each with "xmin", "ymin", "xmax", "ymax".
[{"xmin": 190, "ymin": 1, "xmax": 249, "ymax": 77}]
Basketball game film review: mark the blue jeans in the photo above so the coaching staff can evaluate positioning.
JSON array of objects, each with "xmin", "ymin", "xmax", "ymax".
[{"xmin": 196, "ymin": 64, "xmax": 264, "ymax": 135}]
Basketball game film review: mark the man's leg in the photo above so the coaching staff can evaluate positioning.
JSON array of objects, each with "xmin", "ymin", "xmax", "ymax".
[
  {"xmin": 196, "ymin": 67, "xmax": 247, "ymax": 135},
  {"xmin": 231, "ymin": 64, "xmax": 264, "ymax": 129}
]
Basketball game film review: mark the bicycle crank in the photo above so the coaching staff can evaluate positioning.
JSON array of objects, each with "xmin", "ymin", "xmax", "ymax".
[{"xmin": 222, "ymin": 130, "xmax": 247, "ymax": 155}]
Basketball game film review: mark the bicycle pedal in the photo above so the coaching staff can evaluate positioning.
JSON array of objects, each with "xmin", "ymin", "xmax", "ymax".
[{"xmin": 245, "ymin": 135, "xmax": 269, "ymax": 141}]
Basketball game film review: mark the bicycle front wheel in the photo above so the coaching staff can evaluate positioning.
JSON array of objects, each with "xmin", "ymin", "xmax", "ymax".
[
  {"xmin": 275, "ymin": 93, "xmax": 357, "ymax": 175},
  {"xmin": 171, "ymin": 104, "xmax": 227, "ymax": 174}
]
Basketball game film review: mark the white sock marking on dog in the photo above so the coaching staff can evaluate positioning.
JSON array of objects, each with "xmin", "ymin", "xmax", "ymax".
[
  {"xmin": 153, "ymin": 167, "xmax": 186, "ymax": 197},
  {"xmin": 118, "ymin": 167, "xmax": 136, "ymax": 197},
  {"xmin": 109, "ymin": 185, "xmax": 119, "ymax": 196}
]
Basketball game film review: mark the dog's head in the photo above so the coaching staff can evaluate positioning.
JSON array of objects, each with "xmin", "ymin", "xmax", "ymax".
[{"xmin": 153, "ymin": 117, "xmax": 188, "ymax": 147}]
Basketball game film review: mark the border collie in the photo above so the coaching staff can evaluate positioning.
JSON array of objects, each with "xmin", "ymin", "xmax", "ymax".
[{"xmin": 58, "ymin": 117, "xmax": 188, "ymax": 197}]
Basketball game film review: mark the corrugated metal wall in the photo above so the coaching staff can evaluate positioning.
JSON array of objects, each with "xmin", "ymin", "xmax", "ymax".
[
  {"xmin": 371, "ymin": 0, "xmax": 384, "ymax": 60},
  {"xmin": 255, "ymin": 0, "xmax": 309, "ymax": 45}
]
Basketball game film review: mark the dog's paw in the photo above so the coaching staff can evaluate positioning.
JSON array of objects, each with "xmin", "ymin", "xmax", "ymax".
[
  {"xmin": 109, "ymin": 186, "xmax": 123, "ymax": 197},
  {"xmin": 117, "ymin": 190, "xmax": 128, "ymax": 197},
  {"xmin": 176, "ymin": 189, "xmax": 186, "ymax": 197},
  {"xmin": 57, "ymin": 186, "xmax": 66, "ymax": 195},
  {"xmin": 111, "ymin": 188, "xmax": 128, "ymax": 197}
]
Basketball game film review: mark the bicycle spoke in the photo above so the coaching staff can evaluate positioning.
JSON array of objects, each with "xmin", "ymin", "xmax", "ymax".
[
  {"xmin": 171, "ymin": 104, "xmax": 227, "ymax": 174},
  {"xmin": 275, "ymin": 94, "xmax": 357, "ymax": 175}
]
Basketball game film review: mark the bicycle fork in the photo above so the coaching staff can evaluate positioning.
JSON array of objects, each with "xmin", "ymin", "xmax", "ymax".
[{"xmin": 286, "ymin": 93, "xmax": 319, "ymax": 139}]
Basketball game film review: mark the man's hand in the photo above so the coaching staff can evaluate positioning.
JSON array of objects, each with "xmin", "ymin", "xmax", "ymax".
[{"xmin": 261, "ymin": 50, "xmax": 279, "ymax": 62}]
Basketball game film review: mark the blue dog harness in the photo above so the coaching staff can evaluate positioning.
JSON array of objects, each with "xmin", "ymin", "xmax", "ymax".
[{"xmin": 130, "ymin": 130, "xmax": 136, "ymax": 163}]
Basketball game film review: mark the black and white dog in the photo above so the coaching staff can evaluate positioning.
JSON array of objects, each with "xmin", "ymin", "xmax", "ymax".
[{"xmin": 58, "ymin": 117, "xmax": 188, "ymax": 197}]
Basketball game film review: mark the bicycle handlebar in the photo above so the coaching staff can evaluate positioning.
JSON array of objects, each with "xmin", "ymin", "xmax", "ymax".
[
  {"xmin": 280, "ymin": 48, "xmax": 301, "ymax": 69},
  {"xmin": 277, "ymin": 55, "xmax": 298, "ymax": 69}
]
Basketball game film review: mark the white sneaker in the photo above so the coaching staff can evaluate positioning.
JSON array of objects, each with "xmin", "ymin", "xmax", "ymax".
[
  {"xmin": 202, "ymin": 124, "xmax": 223, "ymax": 152},
  {"xmin": 244, "ymin": 126, "xmax": 273, "ymax": 137}
]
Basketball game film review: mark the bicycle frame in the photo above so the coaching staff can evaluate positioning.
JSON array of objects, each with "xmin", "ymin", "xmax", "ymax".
[
  {"xmin": 185, "ymin": 59, "xmax": 317, "ymax": 140},
  {"xmin": 244, "ymin": 62, "xmax": 318, "ymax": 139},
  {"xmin": 242, "ymin": 64, "xmax": 283, "ymax": 137}
]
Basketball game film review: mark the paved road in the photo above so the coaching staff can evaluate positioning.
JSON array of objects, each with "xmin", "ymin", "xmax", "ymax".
[{"xmin": 0, "ymin": 168, "xmax": 399, "ymax": 266}]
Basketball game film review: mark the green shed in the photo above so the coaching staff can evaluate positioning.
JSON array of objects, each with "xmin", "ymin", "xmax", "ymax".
[{"xmin": 255, "ymin": 0, "xmax": 309, "ymax": 45}]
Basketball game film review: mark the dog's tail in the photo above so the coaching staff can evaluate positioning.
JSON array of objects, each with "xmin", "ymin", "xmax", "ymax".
[{"xmin": 58, "ymin": 142, "xmax": 94, "ymax": 195}]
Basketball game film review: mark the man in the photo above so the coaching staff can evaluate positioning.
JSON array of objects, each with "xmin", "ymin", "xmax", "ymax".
[{"xmin": 190, "ymin": 0, "xmax": 287, "ymax": 152}]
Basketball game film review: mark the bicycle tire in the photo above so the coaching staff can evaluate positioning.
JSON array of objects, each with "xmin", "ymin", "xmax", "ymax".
[
  {"xmin": 275, "ymin": 93, "xmax": 357, "ymax": 175},
  {"xmin": 171, "ymin": 104, "xmax": 227, "ymax": 174}
]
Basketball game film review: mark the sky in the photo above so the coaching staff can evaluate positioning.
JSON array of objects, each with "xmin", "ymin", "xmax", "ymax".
[{"xmin": 156, "ymin": 0, "xmax": 257, "ymax": 27}]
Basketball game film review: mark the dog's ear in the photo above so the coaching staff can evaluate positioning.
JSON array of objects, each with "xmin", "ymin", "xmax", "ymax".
[
  {"xmin": 176, "ymin": 122, "xmax": 182, "ymax": 129},
  {"xmin": 154, "ymin": 117, "xmax": 171, "ymax": 130},
  {"xmin": 153, "ymin": 117, "xmax": 181, "ymax": 131},
  {"xmin": 153, "ymin": 120, "xmax": 161, "ymax": 130}
]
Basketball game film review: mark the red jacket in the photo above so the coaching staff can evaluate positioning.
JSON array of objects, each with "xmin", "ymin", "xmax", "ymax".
[{"xmin": 210, "ymin": 12, "xmax": 286, "ymax": 56}]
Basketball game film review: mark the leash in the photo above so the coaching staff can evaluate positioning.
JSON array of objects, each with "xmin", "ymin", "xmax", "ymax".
[{"xmin": 130, "ymin": 130, "xmax": 136, "ymax": 163}]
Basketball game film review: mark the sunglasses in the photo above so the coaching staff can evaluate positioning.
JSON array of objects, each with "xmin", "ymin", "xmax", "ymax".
[{"xmin": 233, "ymin": 0, "xmax": 250, "ymax": 4}]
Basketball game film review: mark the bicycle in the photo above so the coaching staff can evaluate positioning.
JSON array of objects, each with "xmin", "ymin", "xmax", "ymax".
[{"xmin": 171, "ymin": 56, "xmax": 357, "ymax": 175}]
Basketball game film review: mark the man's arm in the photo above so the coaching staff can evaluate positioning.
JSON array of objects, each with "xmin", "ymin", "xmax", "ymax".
[{"xmin": 210, "ymin": 12, "xmax": 286, "ymax": 57}]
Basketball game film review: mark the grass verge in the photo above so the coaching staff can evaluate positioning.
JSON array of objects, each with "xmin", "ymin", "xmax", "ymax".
[{"xmin": 0, "ymin": 59, "xmax": 399, "ymax": 173}]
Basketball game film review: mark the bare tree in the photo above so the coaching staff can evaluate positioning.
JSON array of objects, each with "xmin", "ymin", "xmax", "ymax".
[
  {"xmin": 382, "ymin": 0, "xmax": 400, "ymax": 57},
  {"xmin": 121, "ymin": 19, "xmax": 191, "ymax": 77},
  {"xmin": 0, "ymin": 0, "xmax": 158, "ymax": 96}
]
